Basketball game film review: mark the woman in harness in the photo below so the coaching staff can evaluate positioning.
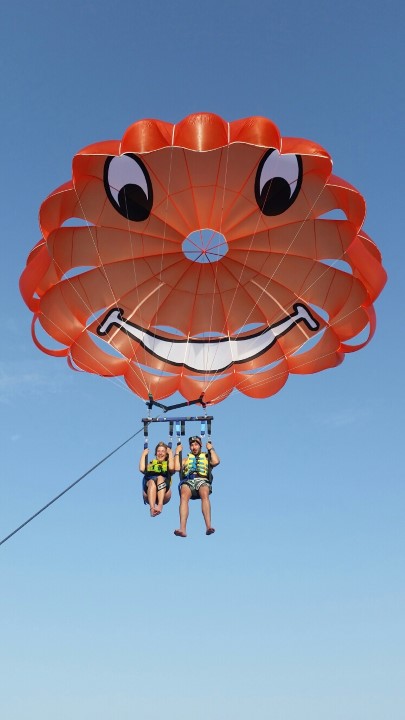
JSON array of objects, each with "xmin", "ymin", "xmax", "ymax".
[{"xmin": 139, "ymin": 442, "xmax": 175, "ymax": 517}]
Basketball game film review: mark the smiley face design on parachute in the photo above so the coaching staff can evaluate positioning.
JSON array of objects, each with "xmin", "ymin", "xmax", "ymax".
[
  {"xmin": 98, "ymin": 146, "xmax": 316, "ymax": 375},
  {"xmin": 20, "ymin": 113, "xmax": 386, "ymax": 404}
]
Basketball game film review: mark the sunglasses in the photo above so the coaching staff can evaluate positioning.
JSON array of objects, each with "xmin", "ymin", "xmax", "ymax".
[{"xmin": 189, "ymin": 436, "xmax": 202, "ymax": 444}]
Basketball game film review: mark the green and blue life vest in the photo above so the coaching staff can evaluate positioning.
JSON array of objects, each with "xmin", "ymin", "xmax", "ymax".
[{"xmin": 184, "ymin": 452, "xmax": 209, "ymax": 479}]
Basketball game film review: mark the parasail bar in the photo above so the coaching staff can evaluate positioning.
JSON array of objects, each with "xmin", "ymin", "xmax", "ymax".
[{"xmin": 142, "ymin": 416, "xmax": 213, "ymax": 423}]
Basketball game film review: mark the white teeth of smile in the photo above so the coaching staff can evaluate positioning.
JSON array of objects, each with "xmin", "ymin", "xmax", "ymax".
[{"xmin": 97, "ymin": 304, "xmax": 319, "ymax": 373}]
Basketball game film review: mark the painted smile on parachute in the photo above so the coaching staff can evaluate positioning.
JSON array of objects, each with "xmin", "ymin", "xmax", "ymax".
[{"xmin": 97, "ymin": 304, "xmax": 320, "ymax": 374}]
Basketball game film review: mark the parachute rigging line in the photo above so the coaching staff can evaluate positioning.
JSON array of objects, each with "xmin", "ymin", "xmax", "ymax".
[
  {"xmin": 0, "ymin": 428, "xmax": 143, "ymax": 548},
  {"xmin": 146, "ymin": 392, "xmax": 209, "ymax": 414}
]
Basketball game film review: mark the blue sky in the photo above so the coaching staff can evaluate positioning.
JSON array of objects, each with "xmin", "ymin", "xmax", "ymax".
[{"xmin": 1, "ymin": 1, "xmax": 404, "ymax": 718}]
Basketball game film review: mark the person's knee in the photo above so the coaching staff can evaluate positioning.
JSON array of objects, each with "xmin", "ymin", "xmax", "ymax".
[
  {"xmin": 180, "ymin": 485, "xmax": 191, "ymax": 501},
  {"xmin": 199, "ymin": 486, "xmax": 210, "ymax": 499}
]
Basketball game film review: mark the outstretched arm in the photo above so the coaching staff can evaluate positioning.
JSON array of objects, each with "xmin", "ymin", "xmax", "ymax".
[
  {"xmin": 174, "ymin": 444, "xmax": 183, "ymax": 472},
  {"xmin": 206, "ymin": 441, "xmax": 220, "ymax": 467},
  {"xmin": 167, "ymin": 447, "xmax": 175, "ymax": 473},
  {"xmin": 139, "ymin": 448, "xmax": 148, "ymax": 473}
]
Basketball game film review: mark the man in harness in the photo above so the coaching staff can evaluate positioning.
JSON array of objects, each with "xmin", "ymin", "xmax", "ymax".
[{"xmin": 174, "ymin": 435, "xmax": 220, "ymax": 537}]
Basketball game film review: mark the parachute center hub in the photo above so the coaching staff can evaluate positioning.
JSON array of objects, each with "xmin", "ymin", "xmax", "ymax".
[{"xmin": 182, "ymin": 228, "xmax": 228, "ymax": 264}]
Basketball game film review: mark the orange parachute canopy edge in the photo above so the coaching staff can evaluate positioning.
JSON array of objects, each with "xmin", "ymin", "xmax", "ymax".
[{"xmin": 20, "ymin": 112, "xmax": 387, "ymax": 405}]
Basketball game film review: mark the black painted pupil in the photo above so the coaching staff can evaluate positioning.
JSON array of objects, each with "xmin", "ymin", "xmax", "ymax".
[
  {"xmin": 259, "ymin": 177, "xmax": 292, "ymax": 216},
  {"xmin": 118, "ymin": 184, "xmax": 151, "ymax": 222}
]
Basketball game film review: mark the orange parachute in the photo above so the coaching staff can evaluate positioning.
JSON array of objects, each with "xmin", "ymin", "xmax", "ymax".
[{"xmin": 20, "ymin": 113, "xmax": 387, "ymax": 404}]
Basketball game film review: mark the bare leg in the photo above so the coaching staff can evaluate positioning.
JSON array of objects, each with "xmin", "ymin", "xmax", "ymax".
[
  {"xmin": 146, "ymin": 479, "xmax": 158, "ymax": 517},
  {"xmin": 199, "ymin": 486, "xmax": 215, "ymax": 535},
  {"xmin": 174, "ymin": 484, "xmax": 191, "ymax": 537},
  {"xmin": 155, "ymin": 476, "xmax": 167, "ymax": 514}
]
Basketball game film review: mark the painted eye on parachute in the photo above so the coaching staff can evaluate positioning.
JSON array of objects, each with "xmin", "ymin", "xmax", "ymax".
[
  {"xmin": 255, "ymin": 149, "xmax": 302, "ymax": 216},
  {"xmin": 104, "ymin": 153, "xmax": 153, "ymax": 221}
]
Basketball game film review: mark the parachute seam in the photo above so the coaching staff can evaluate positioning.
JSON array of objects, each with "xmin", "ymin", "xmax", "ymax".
[
  {"xmin": 199, "ymin": 148, "xmax": 267, "ymax": 384},
  {"xmin": 122, "ymin": 195, "xmax": 153, "ymax": 389},
  {"xmin": 209, "ymin": 301, "xmax": 369, "ymax": 403},
  {"xmin": 205, "ymin": 143, "xmax": 231, "ymax": 387},
  {"xmin": 203, "ymin": 159, "xmax": 334, "ymax": 397},
  {"xmin": 71, "ymin": 180, "xmax": 150, "ymax": 396},
  {"xmin": 150, "ymin": 140, "xmax": 176, "ymax": 399},
  {"xmin": 33, "ymin": 310, "xmax": 132, "ymax": 393},
  {"xmin": 129, "ymin": 137, "xmax": 190, "ymax": 398}
]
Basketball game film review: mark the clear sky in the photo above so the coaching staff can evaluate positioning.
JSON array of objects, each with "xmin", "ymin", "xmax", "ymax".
[{"xmin": 1, "ymin": 1, "xmax": 404, "ymax": 719}]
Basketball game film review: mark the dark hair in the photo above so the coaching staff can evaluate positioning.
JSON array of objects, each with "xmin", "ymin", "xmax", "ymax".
[{"xmin": 189, "ymin": 435, "xmax": 202, "ymax": 446}]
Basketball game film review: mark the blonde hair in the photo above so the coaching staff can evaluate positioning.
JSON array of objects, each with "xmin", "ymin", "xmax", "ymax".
[{"xmin": 155, "ymin": 441, "xmax": 169, "ymax": 458}]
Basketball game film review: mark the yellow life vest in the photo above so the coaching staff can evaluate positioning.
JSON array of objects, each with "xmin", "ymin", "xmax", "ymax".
[
  {"xmin": 184, "ymin": 452, "xmax": 209, "ymax": 478},
  {"xmin": 146, "ymin": 459, "xmax": 168, "ymax": 476}
]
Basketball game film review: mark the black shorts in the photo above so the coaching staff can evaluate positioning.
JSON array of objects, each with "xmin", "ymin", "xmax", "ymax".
[{"xmin": 142, "ymin": 474, "xmax": 171, "ymax": 495}]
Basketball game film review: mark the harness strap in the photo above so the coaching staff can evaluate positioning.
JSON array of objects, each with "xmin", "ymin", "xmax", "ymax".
[
  {"xmin": 175, "ymin": 421, "xmax": 183, "ymax": 483},
  {"xmin": 143, "ymin": 420, "xmax": 149, "ymax": 476}
]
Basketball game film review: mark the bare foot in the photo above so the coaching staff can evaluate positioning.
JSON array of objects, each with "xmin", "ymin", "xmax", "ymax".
[
  {"xmin": 174, "ymin": 529, "xmax": 187, "ymax": 537},
  {"xmin": 206, "ymin": 528, "xmax": 215, "ymax": 535},
  {"xmin": 150, "ymin": 508, "xmax": 160, "ymax": 517},
  {"xmin": 155, "ymin": 504, "xmax": 163, "ymax": 514}
]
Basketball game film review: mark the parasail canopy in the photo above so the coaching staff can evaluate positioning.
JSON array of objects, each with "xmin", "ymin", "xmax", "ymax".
[{"xmin": 20, "ymin": 113, "xmax": 387, "ymax": 404}]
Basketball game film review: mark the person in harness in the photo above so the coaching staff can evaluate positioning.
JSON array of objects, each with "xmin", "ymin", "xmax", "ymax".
[
  {"xmin": 173, "ymin": 435, "xmax": 220, "ymax": 537},
  {"xmin": 140, "ymin": 442, "xmax": 175, "ymax": 517}
]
